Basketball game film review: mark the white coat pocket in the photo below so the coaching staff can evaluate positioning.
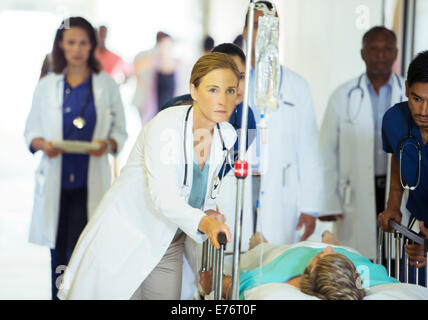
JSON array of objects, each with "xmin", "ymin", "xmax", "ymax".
[
  {"xmin": 35, "ymin": 161, "xmax": 46, "ymax": 197},
  {"xmin": 281, "ymin": 163, "xmax": 297, "ymax": 205},
  {"xmin": 339, "ymin": 179, "xmax": 353, "ymax": 210}
]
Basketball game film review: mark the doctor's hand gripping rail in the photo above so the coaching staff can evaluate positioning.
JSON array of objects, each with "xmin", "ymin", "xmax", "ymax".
[
  {"xmin": 201, "ymin": 232, "xmax": 228, "ymax": 300},
  {"xmin": 377, "ymin": 221, "xmax": 428, "ymax": 287}
]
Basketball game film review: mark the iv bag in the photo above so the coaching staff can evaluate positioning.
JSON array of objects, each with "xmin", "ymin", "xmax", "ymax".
[{"xmin": 254, "ymin": 13, "xmax": 280, "ymax": 111}]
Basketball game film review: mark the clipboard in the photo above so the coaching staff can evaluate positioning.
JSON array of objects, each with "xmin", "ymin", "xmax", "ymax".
[{"xmin": 51, "ymin": 140, "xmax": 101, "ymax": 154}]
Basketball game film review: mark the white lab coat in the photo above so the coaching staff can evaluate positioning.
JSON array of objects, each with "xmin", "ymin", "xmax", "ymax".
[
  {"xmin": 57, "ymin": 106, "xmax": 237, "ymax": 299},
  {"xmin": 24, "ymin": 71, "xmax": 127, "ymax": 248},
  {"xmin": 249, "ymin": 66, "xmax": 325, "ymax": 245},
  {"xmin": 320, "ymin": 73, "xmax": 406, "ymax": 259}
]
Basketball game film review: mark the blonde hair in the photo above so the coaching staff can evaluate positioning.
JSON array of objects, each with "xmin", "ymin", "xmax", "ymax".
[
  {"xmin": 190, "ymin": 52, "xmax": 240, "ymax": 88},
  {"xmin": 300, "ymin": 253, "xmax": 366, "ymax": 300}
]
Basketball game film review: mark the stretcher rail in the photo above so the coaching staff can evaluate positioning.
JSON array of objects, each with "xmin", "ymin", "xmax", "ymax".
[
  {"xmin": 390, "ymin": 221, "xmax": 428, "ymax": 252},
  {"xmin": 201, "ymin": 232, "xmax": 227, "ymax": 300},
  {"xmin": 377, "ymin": 221, "xmax": 428, "ymax": 287}
]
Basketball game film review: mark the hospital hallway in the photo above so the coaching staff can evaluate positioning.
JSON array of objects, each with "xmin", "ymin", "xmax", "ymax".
[{"xmin": 1, "ymin": 0, "xmax": 428, "ymax": 300}]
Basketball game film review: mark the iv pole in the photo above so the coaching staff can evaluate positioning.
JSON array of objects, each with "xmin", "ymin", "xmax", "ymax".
[{"xmin": 230, "ymin": 0, "xmax": 255, "ymax": 300}]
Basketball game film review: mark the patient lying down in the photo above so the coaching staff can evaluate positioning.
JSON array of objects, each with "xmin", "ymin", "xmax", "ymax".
[{"xmin": 200, "ymin": 232, "xmax": 398, "ymax": 300}]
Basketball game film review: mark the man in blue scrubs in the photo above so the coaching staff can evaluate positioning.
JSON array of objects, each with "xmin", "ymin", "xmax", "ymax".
[{"xmin": 379, "ymin": 50, "xmax": 428, "ymax": 284}]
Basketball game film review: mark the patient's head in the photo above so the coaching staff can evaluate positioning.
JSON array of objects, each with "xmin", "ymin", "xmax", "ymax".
[{"xmin": 300, "ymin": 246, "xmax": 366, "ymax": 300}]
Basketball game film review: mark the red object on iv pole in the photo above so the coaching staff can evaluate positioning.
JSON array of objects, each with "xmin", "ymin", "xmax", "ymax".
[{"xmin": 234, "ymin": 160, "xmax": 248, "ymax": 179}]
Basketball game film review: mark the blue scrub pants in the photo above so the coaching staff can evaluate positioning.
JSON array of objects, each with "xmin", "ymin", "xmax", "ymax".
[{"xmin": 50, "ymin": 188, "xmax": 88, "ymax": 300}]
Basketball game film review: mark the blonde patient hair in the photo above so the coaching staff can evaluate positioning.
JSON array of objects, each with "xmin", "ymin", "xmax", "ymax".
[
  {"xmin": 300, "ymin": 253, "xmax": 366, "ymax": 300},
  {"xmin": 190, "ymin": 52, "xmax": 240, "ymax": 88}
]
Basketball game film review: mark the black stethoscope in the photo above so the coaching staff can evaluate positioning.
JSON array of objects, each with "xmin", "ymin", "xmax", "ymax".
[
  {"xmin": 182, "ymin": 106, "xmax": 230, "ymax": 199},
  {"xmin": 63, "ymin": 75, "xmax": 93, "ymax": 130},
  {"xmin": 346, "ymin": 73, "xmax": 403, "ymax": 123},
  {"xmin": 398, "ymin": 113, "xmax": 422, "ymax": 191}
]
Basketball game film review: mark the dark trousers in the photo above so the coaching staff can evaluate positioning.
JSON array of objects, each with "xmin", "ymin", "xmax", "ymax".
[
  {"xmin": 375, "ymin": 176, "xmax": 386, "ymax": 217},
  {"xmin": 51, "ymin": 188, "xmax": 88, "ymax": 300}
]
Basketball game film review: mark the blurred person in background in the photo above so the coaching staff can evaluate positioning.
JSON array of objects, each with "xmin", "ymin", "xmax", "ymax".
[
  {"xmin": 24, "ymin": 16, "xmax": 127, "ymax": 300},
  {"xmin": 95, "ymin": 25, "xmax": 131, "ymax": 84},
  {"xmin": 132, "ymin": 31, "xmax": 181, "ymax": 125},
  {"xmin": 202, "ymin": 35, "xmax": 215, "ymax": 55}
]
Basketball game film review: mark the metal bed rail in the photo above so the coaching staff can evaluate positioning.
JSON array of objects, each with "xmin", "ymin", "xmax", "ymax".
[
  {"xmin": 377, "ymin": 221, "xmax": 428, "ymax": 287},
  {"xmin": 201, "ymin": 232, "xmax": 228, "ymax": 300}
]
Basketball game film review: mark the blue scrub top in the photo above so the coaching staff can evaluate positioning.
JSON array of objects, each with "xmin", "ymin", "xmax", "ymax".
[
  {"xmin": 61, "ymin": 76, "xmax": 96, "ymax": 189},
  {"xmin": 382, "ymin": 101, "xmax": 428, "ymax": 224}
]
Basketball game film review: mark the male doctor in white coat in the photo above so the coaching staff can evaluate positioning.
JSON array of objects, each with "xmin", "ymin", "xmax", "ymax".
[
  {"xmin": 320, "ymin": 26, "xmax": 406, "ymax": 259},
  {"xmin": 243, "ymin": 1, "xmax": 325, "ymax": 245}
]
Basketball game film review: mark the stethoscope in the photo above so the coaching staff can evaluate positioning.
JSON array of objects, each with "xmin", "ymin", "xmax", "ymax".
[
  {"xmin": 346, "ymin": 73, "xmax": 403, "ymax": 124},
  {"xmin": 182, "ymin": 106, "xmax": 232, "ymax": 199},
  {"xmin": 398, "ymin": 113, "xmax": 422, "ymax": 191},
  {"xmin": 63, "ymin": 74, "xmax": 93, "ymax": 130}
]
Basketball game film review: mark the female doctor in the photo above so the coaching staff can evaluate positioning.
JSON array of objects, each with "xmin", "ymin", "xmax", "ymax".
[
  {"xmin": 24, "ymin": 17, "xmax": 127, "ymax": 299},
  {"xmin": 57, "ymin": 52, "xmax": 238, "ymax": 300}
]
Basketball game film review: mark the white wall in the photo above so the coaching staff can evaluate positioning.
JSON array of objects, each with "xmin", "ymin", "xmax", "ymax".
[
  {"xmin": 414, "ymin": 0, "xmax": 428, "ymax": 55},
  {"xmin": 278, "ymin": 0, "xmax": 383, "ymax": 124}
]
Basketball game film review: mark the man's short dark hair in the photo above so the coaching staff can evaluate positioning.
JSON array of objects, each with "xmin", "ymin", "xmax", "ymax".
[
  {"xmin": 211, "ymin": 43, "xmax": 246, "ymax": 64},
  {"xmin": 407, "ymin": 51, "xmax": 428, "ymax": 88},
  {"xmin": 244, "ymin": 1, "xmax": 275, "ymax": 27},
  {"xmin": 203, "ymin": 35, "xmax": 215, "ymax": 52},
  {"xmin": 156, "ymin": 31, "xmax": 171, "ymax": 44},
  {"xmin": 362, "ymin": 26, "xmax": 396, "ymax": 46}
]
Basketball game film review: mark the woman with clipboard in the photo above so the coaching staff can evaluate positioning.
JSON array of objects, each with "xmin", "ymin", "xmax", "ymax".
[{"xmin": 24, "ymin": 17, "xmax": 127, "ymax": 299}]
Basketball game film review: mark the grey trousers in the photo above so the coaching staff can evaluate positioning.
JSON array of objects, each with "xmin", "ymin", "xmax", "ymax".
[{"xmin": 130, "ymin": 232, "xmax": 186, "ymax": 300}]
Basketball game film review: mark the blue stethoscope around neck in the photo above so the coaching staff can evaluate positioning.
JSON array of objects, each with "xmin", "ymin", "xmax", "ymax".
[
  {"xmin": 182, "ymin": 106, "xmax": 230, "ymax": 199},
  {"xmin": 346, "ymin": 73, "xmax": 403, "ymax": 124},
  {"xmin": 398, "ymin": 113, "xmax": 422, "ymax": 191}
]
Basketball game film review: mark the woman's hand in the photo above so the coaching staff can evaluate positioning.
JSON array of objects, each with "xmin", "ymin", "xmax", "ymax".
[
  {"xmin": 405, "ymin": 221, "xmax": 428, "ymax": 268},
  {"xmin": 198, "ymin": 216, "xmax": 231, "ymax": 250},
  {"xmin": 42, "ymin": 141, "xmax": 64, "ymax": 158},
  {"xmin": 87, "ymin": 140, "xmax": 108, "ymax": 157},
  {"xmin": 204, "ymin": 209, "xmax": 226, "ymax": 223},
  {"xmin": 377, "ymin": 207, "xmax": 402, "ymax": 232},
  {"xmin": 87, "ymin": 139, "xmax": 117, "ymax": 157}
]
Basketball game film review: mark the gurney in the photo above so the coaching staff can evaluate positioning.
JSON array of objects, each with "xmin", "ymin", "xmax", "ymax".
[{"xmin": 201, "ymin": 240, "xmax": 428, "ymax": 300}]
